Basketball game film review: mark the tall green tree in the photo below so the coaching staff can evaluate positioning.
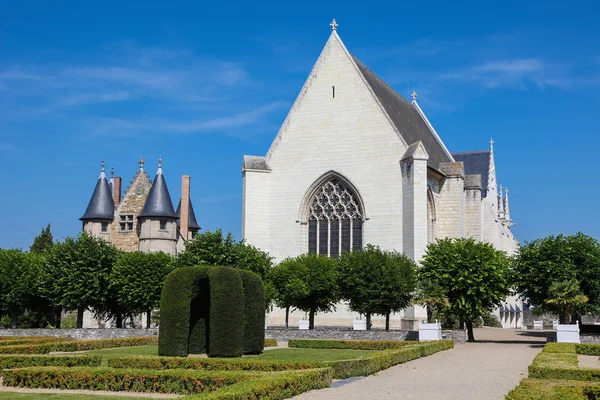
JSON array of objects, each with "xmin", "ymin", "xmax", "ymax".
[
  {"xmin": 177, "ymin": 229, "xmax": 272, "ymax": 279},
  {"xmin": 110, "ymin": 251, "xmax": 174, "ymax": 328},
  {"xmin": 420, "ymin": 238, "xmax": 510, "ymax": 342},
  {"xmin": 513, "ymin": 233, "xmax": 600, "ymax": 319},
  {"xmin": 546, "ymin": 278, "xmax": 589, "ymax": 324},
  {"xmin": 268, "ymin": 263, "xmax": 308, "ymax": 328},
  {"xmin": 414, "ymin": 278, "xmax": 448, "ymax": 324},
  {"xmin": 271, "ymin": 254, "xmax": 339, "ymax": 329},
  {"xmin": 30, "ymin": 224, "xmax": 54, "ymax": 254},
  {"xmin": 0, "ymin": 250, "xmax": 43, "ymax": 328},
  {"xmin": 42, "ymin": 232, "xmax": 119, "ymax": 328},
  {"xmin": 338, "ymin": 245, "xmax": 417, "ymax": 330}
]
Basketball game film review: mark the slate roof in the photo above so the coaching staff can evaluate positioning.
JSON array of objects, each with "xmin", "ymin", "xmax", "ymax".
[
  {"xmin": 242, "ymin": 155, "xmax": 269, "ymax": 171},
  {"xmin": 352, "ymin": 56, "xmax": 452, "ymax": 169},
  {"xmin": 176, "ymin": 198, "xmax": 201, "ymax": 230},
  {"xmin": 80, "ymin": 174, "xmax": 115, "ymax": 220},
  {"xmin": 452, "ymin": 150, "xmax": 491, "ymax": 196},
  {"xmin": 139, "ymin": 170, "xmax": 177, "ymax": 218}
]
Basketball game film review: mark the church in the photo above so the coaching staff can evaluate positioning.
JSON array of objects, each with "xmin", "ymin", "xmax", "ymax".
[{"xmin": 242, "ymin": 21, "xmax": 521, "ymax": 329}]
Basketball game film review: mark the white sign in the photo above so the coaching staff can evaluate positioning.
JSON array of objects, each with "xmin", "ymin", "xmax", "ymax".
[
  {"xmin": 353, "ymin": 319, "xmax": 367, "ymax": 331},
  {"xmin": 556, "ymin": 321, "xmax": 580, "ymax": 344},
  {"xmin": 419, "ymin": 320, "xmax": 442, "ymax": 341},
  {"xmin": 533, "ymin": 320, "xmax": 543, "ymax": 330},
  {"xmin": 298, "ymin": 320, "xmax": 309, "ymax": 330}
]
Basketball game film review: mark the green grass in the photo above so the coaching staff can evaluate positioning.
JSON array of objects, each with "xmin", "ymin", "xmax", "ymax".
[
  {"xmin": 0, "ymin": 393, "xmax": 156, "ymax": 400},
  {"xmin": 250, "ymin": 348, "xmax": 375, "ymax": 362},
  {"xmin": 80, "ymin": 346, "xmax": 158, "ymax": 366}
]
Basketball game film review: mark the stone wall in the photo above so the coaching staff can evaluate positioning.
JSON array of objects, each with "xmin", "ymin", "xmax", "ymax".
[{"xmin": 0, "ymin": 329, "xmax": 158, "ymax": 340}]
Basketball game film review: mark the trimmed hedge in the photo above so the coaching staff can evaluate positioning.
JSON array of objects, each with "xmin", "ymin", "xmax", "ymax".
[
  {"xmin": 0, "ymin": 366, "xmax": 264, "ymax": 394},
  {"xmin": 505, "ymin": 378, "xmax": 596, "ymax": 400},
  {"xmin": 324, "ymin": 347, "xmax": 421, "ymax": 379},
  {"xmin": 208, "ymin": 266, "xmax": 245, "ymax": 358},
  {"xmin": 287, "ymin": 339, "xmax": 452, "ymax": 351},
  {"xmin": 0, "ymin": 336, "xmax": 158, "ymax": 355},
  {"xmin": 543, "ymin": 343, "xmax": 577, "ymax": 353},
  {"xmin": 108, "ymin": 356, "xmax": 317, "ymax": 372},
  {"xmin": 238, "ymin": 269, "xmax": 265, "ymax": 355},
  {"xmin": 0, "ymin": 355, "xmax": 101, "ymax": 369},
  {"xmin": 264, "ymin": 338, "xmax": 278, "ymax": 348},
  {"xmin": 577, "ymin": 344, "xmax": 600, "ymax": 356},
  {"xmin": 159, "ymin": 266, "xmax": 209, "ymax": 357},
  {"xmin": 0, "ymin": 337, "xmax": 67, "ymax": 347},
  {"xmin": 184, "ymin": 368, "xmax": 332, "ymax": 400}
]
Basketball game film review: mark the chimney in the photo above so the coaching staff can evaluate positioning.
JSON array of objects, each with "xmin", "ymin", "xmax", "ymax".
[
  {"xmin": 113, "ymin": 176, "xmax": 122, "ymax": 206},
  {"xmin": 181, "ymin": 175, "xmax": 190, "ymax": 240}
]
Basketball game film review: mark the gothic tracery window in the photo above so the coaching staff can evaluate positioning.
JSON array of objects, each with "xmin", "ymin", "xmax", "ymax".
[{"xmin": 308, "ymin": 178, "xmax": 363, "ymax": 257}]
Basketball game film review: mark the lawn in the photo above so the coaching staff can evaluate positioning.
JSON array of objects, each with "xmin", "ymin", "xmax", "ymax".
[{"xmin": 81, "ymin": 345, "xmax": 375, "ymax": 365}]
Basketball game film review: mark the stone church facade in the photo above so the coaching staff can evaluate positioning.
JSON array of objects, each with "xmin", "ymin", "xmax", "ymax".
[
  {"xmin": 79, "ymin": 157, "xmax": 200, "ymax": 327},
  {"xmin": 242, "ymin": 23, "xmax": 521, "ymax": 329}
]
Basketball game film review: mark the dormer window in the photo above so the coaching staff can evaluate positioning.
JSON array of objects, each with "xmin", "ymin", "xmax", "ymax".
[
  {"xmin": 159, "ymin": 220, "xmax": 167, "ymax": 231},
  {"xmin": 119, "ymin": 214, "xmax": 134, "ymax": 232},
  {"xmin": 101, "ymin": 222, "xmax": 108, "ymax": 233}
]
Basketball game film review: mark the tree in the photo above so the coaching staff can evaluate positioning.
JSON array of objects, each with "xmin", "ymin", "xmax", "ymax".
[
  {"xmin": 271, "ymin": 254, "xmax": 339, "ymax": 329},
  {"xmin": 268, "ymin": 262, "xmax": 309, "ymax": 329},
  {"xmin": 420, "ymin": 238, "xmax": 510, "ymax": 342},
  {"xmin": 110, "ymin": 251, "xmax": 175, "ymax": 328},
  {"xmin": 177, "ymin": 229, "xmax": 272, "ymax": 279},
  {"xmin": 546, "ymin": 278, "xmax": 589, "ymax": 324},
  {"xmin": 30, "ymin": 223, "xmax": 54, "ymax": 254},
  {"xmin": 512, "ymin": 233, "xmax": 600, "ymax": 319},
  {"xmin": 338, "ymin": 245, "xmax": 417, "ymax": 330},
  {"xmin": 0, "ymin": 250, "xmax": 43, "ymax": 328},
  {"xmin": 414, "ymin": 278, "xmax": 448, "ymax": 324},
  {"xmin": 42, "ymin": 232, "xmax": 119, "ymax": 328}
]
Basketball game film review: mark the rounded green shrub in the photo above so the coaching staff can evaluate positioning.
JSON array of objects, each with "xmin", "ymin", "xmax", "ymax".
[{"xmin": 238, "ymin": 269, "xmax": 266, "ymax": 355}]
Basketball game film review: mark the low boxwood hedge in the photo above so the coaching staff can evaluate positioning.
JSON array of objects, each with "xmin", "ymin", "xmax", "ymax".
[
  {"xmin": 0, "ymin": 336, "xmax": 158, "ymax": 354},
  {"xmin": 184, "ymin": 368, "xmax": 332, "ymax": 400},
  {"xmin": 505, "ymin": 378, "xmax": 600, "ymax": 400},
  {"xmin": 288, "ymin": 339, "xmax": 453, "ymax": 352},
  {"xmin": 0, "ymin": 337, "xmax": 67, "ymax": 347},
  {"xmin": 324, "ymin": 347, "xmax": 421, "ymax": 379},
  {"xmin": 264, "ymin": 338, "xmax": 278, "ymax": 348},
  {"xmin": 0, "ymin": 355, "xmax": 101, "ymax": 369},
  {"xmin": 108, "ymin": 357, "xmax": 317, "ymax": 372},
  {"xmin": 576, "ymin": 344, "xmax": 600, "ymax": 356},
  {"xmin": 0, "ymin": 366, "xmax": 264, "ymax": 394}
]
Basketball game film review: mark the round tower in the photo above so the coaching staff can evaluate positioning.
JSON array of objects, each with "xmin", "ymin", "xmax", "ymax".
[
  {"xmin": 138, "ymin": 156, "xmax": 178, "ymax": 255},
  {"xmin": 80, "ymin": 161, "xmax": 115, "ymax": 241}
]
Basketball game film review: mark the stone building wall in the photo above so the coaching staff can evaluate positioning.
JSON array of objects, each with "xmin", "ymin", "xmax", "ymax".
[{"xmin": 436, "ymin": 162, "xmax": 465, "ymax": 239}]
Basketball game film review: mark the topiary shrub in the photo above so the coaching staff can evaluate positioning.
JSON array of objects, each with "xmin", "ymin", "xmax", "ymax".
[
  {"xmin": 238, "ymin": 269, "xmax": 265, "ymax": 355},
  {"xmin": 207, "ymin": 266, "xmax": 245, "ymax": 358}
]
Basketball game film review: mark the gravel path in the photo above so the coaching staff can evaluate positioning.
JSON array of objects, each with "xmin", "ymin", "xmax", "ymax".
[{"xmin": 294, "ymin": 329, "xmax": 544, "ymax": 400}]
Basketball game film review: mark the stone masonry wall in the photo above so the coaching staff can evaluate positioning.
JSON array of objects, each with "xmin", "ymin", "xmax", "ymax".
[
  {"xmin": 266, "ymin": 328, "xmax": 466, "ymax": 344},
  {"xmin": 463, "ymin": 174, "xmax": 482, "ymax": 241},
  {"xmin": 0, "ymin": 329, "xmax": 158, "ymax": 340},
  {"xmin": 436, "ymin": 163, "xmax": 465, "ymax": 239}
]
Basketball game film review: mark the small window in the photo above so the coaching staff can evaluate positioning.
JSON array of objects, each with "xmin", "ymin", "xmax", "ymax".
[
  {"xmin": 159, "ymin": 220, "xmax": 167, "ymax": 231},
  {"xmin": 119, "ymin": 214, "xmax": 134, "ymax": 232},
  {"xmin": 101, "ymin": 222, "xmax": 108, "ymax": 233}
]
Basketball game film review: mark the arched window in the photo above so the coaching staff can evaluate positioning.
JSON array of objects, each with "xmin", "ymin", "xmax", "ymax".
[{"xmin": 307, "ymin": 178, "xmax": 363, "ymax": 257}]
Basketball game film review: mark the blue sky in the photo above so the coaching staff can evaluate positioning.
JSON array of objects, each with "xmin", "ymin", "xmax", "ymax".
[{"xmin": 1, "ymin": 0, "xmax": 599, "ymax": 249}]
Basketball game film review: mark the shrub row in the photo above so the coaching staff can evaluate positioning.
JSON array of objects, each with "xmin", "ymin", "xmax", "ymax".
[
  {"xmin": 108, "ymin": 356, "xmax": 317, "ymax": 372},
  {"xmin": 287, "ymin": 339, "xmax": 420, "ymax": 350},
  {"xmin": 0, "ymin": 336, "xmax": 158, "ymax": 354},
  {"xmin": 324, "ymin": 347, "xmax": 421, "ymax": 379},
  {"xmin": 0, "ymin": 337, "xmax": 67, "ymax": 347},
  {"xmin": 264, "ymin": 338, "xmax": 278, "ymax": 348},
  {"xmin": 0, "ymin": 355, "xmax": 101, "ymax": 369},
  {"xmin": 505, "ymin": 378, "xmax": 600, "ymax": 400},
  {"xmin": 577, "ymin": 344, "xmax": 600, "ymax": 356},
  {"xmin": 238, "ymin": 269, "xmax": 266, "ymax": 355},
  {"xmin": 185, "ymin": 368, "xmax": 332, "ymax": 400},
  {"xmin": 0, "ymin": 366, "xmax": 263, "ymax": 394}
]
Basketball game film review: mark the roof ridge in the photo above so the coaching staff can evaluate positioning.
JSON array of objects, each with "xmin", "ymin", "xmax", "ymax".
[
  {"xmin": 351, "ymin": 54, "xmax": 413, "ymax": 107},
  {"xmin": 452, "ymin": 149, "xmax": 490, "ymax": 155}
]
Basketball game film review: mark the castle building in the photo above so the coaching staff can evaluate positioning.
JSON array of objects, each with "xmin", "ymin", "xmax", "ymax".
[
  {"xmin": 80, "ymin": 157, "xmax": 200, "ymax": 327},
  {"xmin": 242, "ymin": 21, "xmax": 521, "ymax": 329}
]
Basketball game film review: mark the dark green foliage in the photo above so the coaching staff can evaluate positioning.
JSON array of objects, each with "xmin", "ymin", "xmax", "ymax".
[
  {"xmin": 0, "ymin": 355, "xmax": 101, "ymax": 369},
  {"xmin": 288, "ymin": 339, "xmax": 454, "ymax": 352},
  {"xmin": 338, "ymin": 245, "xmax": 417, "ymax": 329},
  {"xmin": 208, "ymin": 266, "xmax": 245, "ymax": 358},
  {"xmin": 0, "ymin": 337, "xmax": 157, "ymax": 354},
  {"xmin": 30, "ymin": 223, "xmax": 54, "ymax": 254},
  {"xmin": 505, "ymin": 378, "xmax": 597, "ymax": 400},
  {"xmin": 513, "ymin": 233, "xmax": 600, "ymax": 317},
  {"xmin": 108, "ymin": 356, "xmax": 317, "ymax": 371},
  {"xmin": 481, "ymin": 312, "xmax": 502, "ymax": 327},
  {"xmin": 159, "ymin": 266, "xmax": 208, "ymax": 357},
  {"xmin": 420, "ymin": 238, "xmax": 510, "ymax": 341},
  {"xmin": 0, "ymin": 366, "xmax": 262, "ymax": 394},
  {"xmin": 110, "ymin": 251, "xmax": 175, "ymax": 327},
  {"xmin": 238, "ymin": 269, "xmax": 265, "ymax": 355},
  {"xmin": 176, "ymin": 229, "xmax": 273, "ymax": 279}
]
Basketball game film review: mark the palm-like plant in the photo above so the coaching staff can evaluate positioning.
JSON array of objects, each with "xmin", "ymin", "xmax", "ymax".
[
  {"xmin": 546, "ymin": 278, "xmax": 589, "ymax": 324},
  {"xmin": 414, "ymin": 279, "xmax": 448, "ymax": 323}
]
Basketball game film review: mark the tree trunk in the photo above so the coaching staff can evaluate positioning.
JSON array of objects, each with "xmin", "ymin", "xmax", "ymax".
[
  {"xmin": 465, "ymin": 320, "xmax": 475, "ymax": 342},
  {"xmin": 76, "ymin": 307, "xmax": 84, "ymax": 329},
  {"xmin": 146, "ymin": 310, "xmax": 152, "ymax": 329},
  {"xmin": 459, "ymin": 317, "xmax": 465, "ymax": 330},
  {"xmin": 54, "ymin": 308, "xmax": 62, "ymax": 329},
  {"xmin": 285, "ymin": 306, "xmax": 289, "ymax": 329},
  {"xmin": 116, "ymin": 314, "xmax": 123, "ymax": 329},
  {"xmin": 385, "ymin": 312, "xmax": 390, "ymax": 330},
  {"xmin": 366, "ymin": 313, "xmax": 372, "ymax": 331},
  {"xmin": 10, "ymin": 309, "xmax": 18, "ymax": 329},
  {"xmin": 309, "ymin": 308, "xmax": 315, "ymax": 330},
  {"xmin": 426, "ymin": 306, "xmax": 433, "ymax": 324}
]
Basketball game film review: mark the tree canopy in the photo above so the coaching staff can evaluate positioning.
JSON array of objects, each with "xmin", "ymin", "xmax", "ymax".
[
  {"xmin": 30, "ymin": 224, "xmax": 54, "ymax": 254},
  {"xmin": 338, "ymin": 245, "xmax": 417, "ymax": 330},
  {"xmin": 420, "ymin": 238, "xmax": 510, "ymax": 341}
]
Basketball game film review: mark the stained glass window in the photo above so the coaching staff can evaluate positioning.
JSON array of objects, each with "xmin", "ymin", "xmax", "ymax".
[{"xmin": 307, "ymin": 179, "xmax": 363, "ymax": 257}]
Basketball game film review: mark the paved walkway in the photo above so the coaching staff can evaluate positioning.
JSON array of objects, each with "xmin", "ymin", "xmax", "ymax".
[{"xmin": 294, "ymin": 328, "xmax": 545, "ymax": 400}]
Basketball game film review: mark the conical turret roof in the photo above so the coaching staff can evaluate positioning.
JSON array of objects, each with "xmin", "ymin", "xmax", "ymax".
[
  {"xmin": 80, "ymin": 161, "xmax": 115, "ymax": 220},
  {"xmin": 139, "ymin": 158, "xmax": 177, "ymax": 219},
  {"xmin": 176, "ymin": 198, "xmax": 201, "ymax": 230}
]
